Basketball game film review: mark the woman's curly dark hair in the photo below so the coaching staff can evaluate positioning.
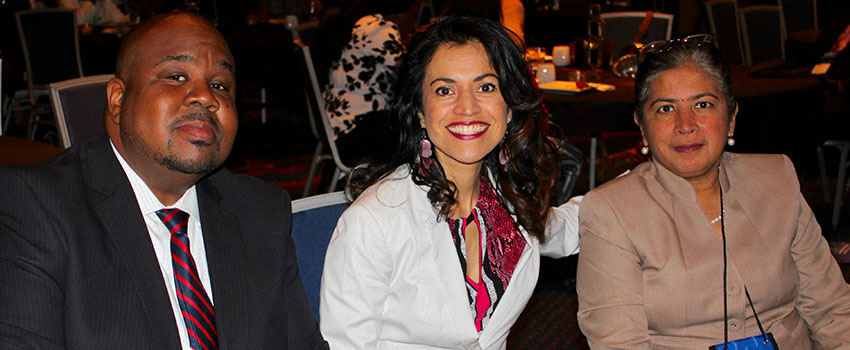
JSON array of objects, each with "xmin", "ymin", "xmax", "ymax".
[{"xmin": 348, "ymin": 15, "xmax": 557, "ymax": 241}]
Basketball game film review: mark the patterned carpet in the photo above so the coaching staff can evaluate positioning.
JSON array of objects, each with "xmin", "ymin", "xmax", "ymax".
[{"xmin": 507, "ymin": 282, "xmax": 589, "ymax": 349}]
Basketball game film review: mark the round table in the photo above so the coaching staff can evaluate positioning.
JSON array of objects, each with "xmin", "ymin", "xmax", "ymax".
[
  {"xmin": 0, "ymin": 136, "xmax": 63, "ymax": 166},
  {"xmin": 543, "ymin": 65, "xmax": 825, "ymax": 168}
]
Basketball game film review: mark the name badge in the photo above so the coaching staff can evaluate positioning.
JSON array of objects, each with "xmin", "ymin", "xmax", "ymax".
[{"xmin": 709, "ymin": 333, "xmax": 778, "ymax": 350}]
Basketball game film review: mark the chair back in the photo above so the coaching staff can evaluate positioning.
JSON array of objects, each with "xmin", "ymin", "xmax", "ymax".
[
  {"xmin": 291, "ymin": 191, "xmax": 350, "ymax": 321},
  {"xmin": 706, "ymin": 0, "xmax": 745, "ymax": 65},
  {"xmin": 1, "ymin": 57, "xmax": 4, "ymax": 136},
  {"xmin": 739, "ymin": 5, "xmax": 786, "ymax": 66},
  {"xmin": 293, "ymin": 38, "xmax": 352, "ymax": 175},
  {"xmin": 48, "ymin": 74, "xmax": 113, "ymax": 149},
  {"xmin": 15, "ymin": 9, "xmax": 83, "ymax": 103},
  {"xmin": 290, "ymin": 23, "xmax": 326, "ymax": 149},
  {"xmin": 601, "ymin": 11, "xmax": 674, "ymax": 61},
  {"xmin": 551, "ymin": 139, "xmax": 583, "ymax": 205},
  {"xmin": 778, "ymin": 0, "xmax": 816, "ymax": 35}
]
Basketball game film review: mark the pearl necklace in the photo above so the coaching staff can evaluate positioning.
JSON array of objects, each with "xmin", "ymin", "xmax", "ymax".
[{"xmin": 710, "ymin": 209, "xmax": 725, "ymax": 224}]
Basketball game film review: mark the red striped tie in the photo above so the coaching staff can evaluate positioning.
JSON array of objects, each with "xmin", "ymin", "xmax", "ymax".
[{"xmin": 156, "ymin": 208, "xmax": 218, "ymax": 350}]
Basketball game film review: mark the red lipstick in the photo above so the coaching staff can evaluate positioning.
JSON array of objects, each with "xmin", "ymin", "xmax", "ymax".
[{"xmin": 446, "ymin": 121, "xmax": 489, "ymax": 140}]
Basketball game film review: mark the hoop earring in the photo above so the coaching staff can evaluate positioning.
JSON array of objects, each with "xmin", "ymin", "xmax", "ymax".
[{"xmin": 726, "ymin": 137, "xmax": 735, "ymax": 146}]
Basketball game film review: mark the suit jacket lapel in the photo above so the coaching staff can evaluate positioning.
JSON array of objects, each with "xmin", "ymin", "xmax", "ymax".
[
  {"xmin": 85, "ymin": 136, "xmax": 181, "ymax": 349},
  {"xmin": 196, "ymin": 176, "xmax": 250, "ymax": 348}
]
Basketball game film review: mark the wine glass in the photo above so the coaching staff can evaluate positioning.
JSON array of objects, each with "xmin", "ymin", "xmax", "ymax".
[{"xmin": 612, "ymin": 54, "xmax": 638, "ymax": 78}]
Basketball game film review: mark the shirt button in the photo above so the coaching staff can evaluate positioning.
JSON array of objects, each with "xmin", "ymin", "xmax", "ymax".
[
  {"xmin": 729, "ymin": 320, "xmax": 740, "ymax": 329},
  {"xmin": 727, "ymin": 285, "xmax": 740, "ymax": 295}
]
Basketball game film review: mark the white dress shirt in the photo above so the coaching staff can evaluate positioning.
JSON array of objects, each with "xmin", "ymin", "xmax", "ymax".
[{"xmin": 111, "ymin": 142, "xmax": 213, "ymax": 350}]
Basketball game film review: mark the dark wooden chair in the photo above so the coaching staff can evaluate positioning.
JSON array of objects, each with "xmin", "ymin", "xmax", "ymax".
[{"xmin": 739, "ymin": 5, "xmax": 786, "ymax": 66}]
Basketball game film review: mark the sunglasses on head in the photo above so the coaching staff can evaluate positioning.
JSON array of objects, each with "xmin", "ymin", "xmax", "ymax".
[{"xmin": 638, "ymin": 34, "xmax": 717, "ymax": 62}]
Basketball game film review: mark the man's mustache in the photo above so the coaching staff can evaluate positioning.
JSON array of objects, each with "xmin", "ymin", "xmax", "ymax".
[
  {"xmin": 171, "ymin": 112, "xmax": 222, "ymax": 135},
  {"xmin": 171, "ymin": 112, "xmax": 223, "ymax": 146}
]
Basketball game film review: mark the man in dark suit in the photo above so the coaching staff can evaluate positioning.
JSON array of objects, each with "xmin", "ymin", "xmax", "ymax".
[{"xmin": 0, "ymin": 12, "xmax": 328, "ymax": 349}]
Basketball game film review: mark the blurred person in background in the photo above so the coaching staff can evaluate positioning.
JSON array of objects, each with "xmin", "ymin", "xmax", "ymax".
[
  {"xmin": 440, "ymin": 0, "xmax": 524, "ymax": 44},
  {"xmin": 58, "ymin": 0, "xmax": 129, "ymax": 26},
  {"xmin": 317, "ymin": 0, "xmax": 420, "ymax": 167}
]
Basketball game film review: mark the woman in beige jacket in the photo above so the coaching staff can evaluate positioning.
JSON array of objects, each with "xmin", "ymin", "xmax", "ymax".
[{"xmin": 576, "ymin": 35, "xmax": 850, "ymax": 349}]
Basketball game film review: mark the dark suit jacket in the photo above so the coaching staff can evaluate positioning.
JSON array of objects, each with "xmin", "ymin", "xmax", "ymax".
[{"xmin": 0, "ymin": 135, "xmax": 329, "ymax": 350}]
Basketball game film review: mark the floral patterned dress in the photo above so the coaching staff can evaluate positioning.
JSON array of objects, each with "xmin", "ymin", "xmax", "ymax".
[{"xmin": 322, "ymin": 14, "xmax": 404, "ymax": 139}]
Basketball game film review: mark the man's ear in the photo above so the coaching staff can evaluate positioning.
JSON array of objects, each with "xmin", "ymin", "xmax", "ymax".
[{"xmin": 106, "ymin": 78, "xmax": 125, "ymax": 125}]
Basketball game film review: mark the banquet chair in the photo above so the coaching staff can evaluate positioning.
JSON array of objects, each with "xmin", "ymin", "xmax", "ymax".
[
  {"xmin": 566, "ymin": 136, "xmax": 598, "ymax": 191},
  {"xmin": 287, "ymin": 18, "xmax": 343, "ymax": 196},
  {"xmin": 600, "ymin": 11, "xmax": 674, "ymax": 62},
  {"xmin": 14, "ymin": 8, "xmax": 83, "ymax": 141},
  {"xmin": 705, "ymin": 0, "xmax": 746, "ymax": 65},
  {"xmin": 551, "ymin": 139, "xmax": 583, "ymax": 205},
  {"xmin": 291, "ymin": 191, "xmax": 349, "ymax": 321},
  {"xmin": 1, "ymin": 57, "xmax": 4, "ymax": 136},
  {"xmin": 778, "ymin": 0, "xmax": 816, "ymax": 36},
  {"xmin": 817, "ymin": 141, "xmax": 850, "ymax": 231},
  {"xmin": 739, "ymin": 5, "xmax": 786, "ymax": 66},
  {"xmin": 48, "ymin": 74, "xmax": 112, "ymax": 149},
  {"xmin": 292, "ymin": 37, "xmax": 351, "ymax": 195}
]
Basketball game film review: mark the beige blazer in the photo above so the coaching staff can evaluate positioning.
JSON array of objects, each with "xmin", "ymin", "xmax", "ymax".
[
  {"xmin": 320, "ymin": 166, "xmax": 581, "ymax": 349},
  {"xmin": 577, "ymin": 153, "xmax": 850, "ymax": 350}
]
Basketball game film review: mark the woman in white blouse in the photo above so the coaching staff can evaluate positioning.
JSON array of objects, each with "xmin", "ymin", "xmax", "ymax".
[{"xmin": 319, "ymin": 16, "xmax": 581, "ymax": 349}]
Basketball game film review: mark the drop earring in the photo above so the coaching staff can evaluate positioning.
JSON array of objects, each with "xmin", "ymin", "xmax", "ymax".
[
  {"xmin": 419, "ymin": 129, "xmax": 433, "ymax": 171},
  {"xmin": 498, "ymin": 139, "xmax": 510, "ymax": 172},
  {"xmin": 726, "ymin": 137, "xmax": 735, "ymax": 146},
  {"xmin": 640, "ymin": 144, "xmax": 650, "ymax": 155},
  {"xmin": 499, "ymin": 139, "xmax": 509, "ymax": 164}
]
